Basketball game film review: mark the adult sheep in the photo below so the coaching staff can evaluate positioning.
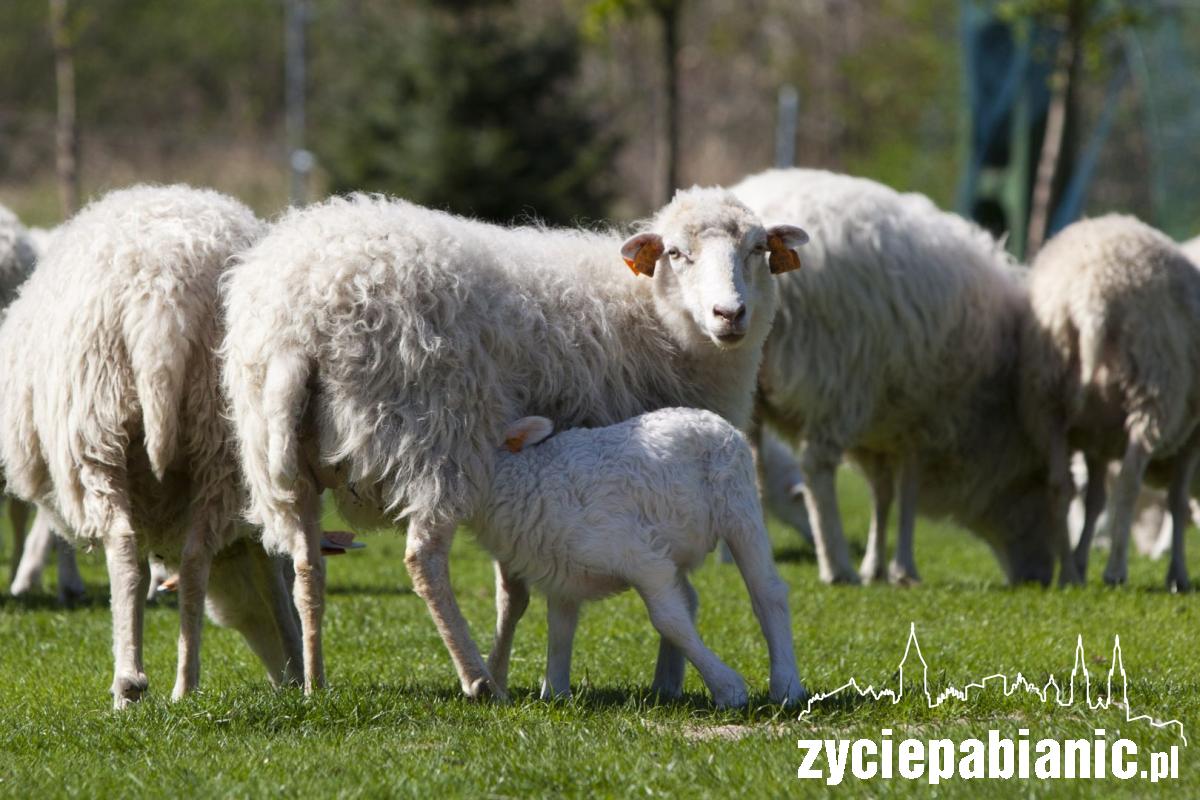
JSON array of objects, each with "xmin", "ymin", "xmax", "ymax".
[
  {"xmin": 0, "ymin": 204, "xmax": 83, "ymax": 601},
  {"xmin": 733, "ymin": 168, "xmax": 1065, "ymax": 587},
  {"xmin": 1021, "ymin": 215, "xmax": 1200, "ymax": 591},
  {"xmin": 0, "ymin": 185, "xmax": 304, "ymax": 707},
  {"xmin": 221, "ymin": 189, "xmax": 808, "ymax": 698}
]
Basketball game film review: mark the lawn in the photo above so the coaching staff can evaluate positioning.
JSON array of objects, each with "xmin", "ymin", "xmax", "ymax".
[{"xmin": 1, "ymin": 471, "xmax": 1196, "ymax": 798}]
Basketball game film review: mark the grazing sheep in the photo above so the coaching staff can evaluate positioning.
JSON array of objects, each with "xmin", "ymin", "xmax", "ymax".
[
  {"xmin": 1021, "ymin": 215, "xmax": 1200, "ymax": 591},
  {"xmin": 733, "ymin": 168, "xmax": 1065, "ymax": 587},
  {"xmin": 758, "ymin": 429, "xmax": 814, "ymax": 545},
  {"xmin": 221, "ymin": 189, "xmax": 808, "ymax": 697},
  {"xmin": 0, "ymin": 185, "xmax": 303, "ymax": 707},
  {"xmin": 478, "ymin": 410, "xmax": 804, "ymax": 707}
]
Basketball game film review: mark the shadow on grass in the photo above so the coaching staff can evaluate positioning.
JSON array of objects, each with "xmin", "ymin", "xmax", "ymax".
[
  {"xmin": 0, "ymin": 588, "xmax": 106, "ymax": 611},
  {"xmin": 326, "ymin": 583, "xmax": 415, "ymax": 597}
]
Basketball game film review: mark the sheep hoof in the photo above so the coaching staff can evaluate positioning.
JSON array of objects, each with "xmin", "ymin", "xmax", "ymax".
[
  {"xmin": 769, "ymin": 675, "xmax": 808, "ymax": 707},
  {"xmin": 539, "ymin": 683, "xmax": 571, "ymax": 702},
  {"xmin": 858, "ymin": 559, "xmax": 886, "ymax": 584},
  {"xmin": 111, "ymin": 672, "xmax": 149, "ymax": 709},
  {"xmin": 888, "ymin": 562, "xmax": 921, "ymax": 586},
  {"xmin": 710, "ymin": 676, "xmax": 749, "ymax": 709},
  {"xmin": 821, "ymin": 567, "xmax": 861, "ymax": 586},
  {"xmin": 1102, "ymin": 566, "xmax": 1127, "ymax": 587},
  {"xmin": 1166, "ymin": 565, "xmax": 1191, "ymax": 594},
  {"xmin": 465, "ymin": 675, "xmax": 508, "ymax": 703},
  {"xmin": 649, "ymin": 679, "xmax": 683, "ymax": 700}
]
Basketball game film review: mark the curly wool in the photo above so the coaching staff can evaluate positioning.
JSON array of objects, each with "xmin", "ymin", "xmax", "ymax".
[
  {"xmin": 1024, "ymin": 215, "xmax": 1200, "ymax": 461},
  {"xmin": 733, "ymin": 168, "xmax": 1059, "ymax": 582},
  {"xmin": 0, "ymin": 184, "xmax": 263, "ymax": 553},
  {"xmin": 221, "ymin": 189, "xmax": 777, "ymax": 550}
]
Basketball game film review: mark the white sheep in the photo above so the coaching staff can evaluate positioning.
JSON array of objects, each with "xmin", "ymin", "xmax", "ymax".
[
  {"xmin": 733, "ymin": 168, "xmax": 1067, "ymax": 587},
  {"xmin": 1021, "ymin": 214, "xmax": 1200, "ymax": 591},
  {"xmin": 1182, "ymin": 235, "xmax": 1200, "ymax": 264},
  {"xmin": 758, "ymin": 428, "xmax": 814, "ymax": 545},
  {"xmin": 221, "ymin": 189, "xmax": 808, "ymax": 698},
  {"xmin": 0, "ymin": 205, "xmax": 85, "ymax": 602},
  {"xmin": 0, "ymin": 185, "xmax": 303, "ymax": 707},
  {"xmin": 476, "ymin": 409, "xmax": 804, "ymax": 707}
]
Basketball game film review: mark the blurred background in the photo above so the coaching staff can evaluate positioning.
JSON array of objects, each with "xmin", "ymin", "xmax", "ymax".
[{"xmin": 1, "ymin": 0, "xmax": 1198, "ymax": 257}]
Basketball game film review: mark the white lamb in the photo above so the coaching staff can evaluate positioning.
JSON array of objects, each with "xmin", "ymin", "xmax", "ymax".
[
  {"xmin": 0, "ymin": 185, "xmax": 303, "ymax": 707},
  {"xmin": 733, "ymin": 168, "xmax": 1066, "ymax": 587},
  {"xmin": 221, "ymin": 189, "xmax": 808, "ymax": 698},
  {"xmin": 477, "ymin": 409, "xmax": 804, "ymax": 707},
  {"xmin": 1021, "ymin": 215, "xmax": 1200, "ymax": 591}
]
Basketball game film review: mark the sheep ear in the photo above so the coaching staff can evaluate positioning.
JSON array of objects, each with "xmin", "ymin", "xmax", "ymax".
[
  {"xmin": 620, "ymin": 232, "xmax": 664, "ymax": 277},
  {"xmin": 503, "ymin": 416, "xmax": 555, "ymax": 453},
  {"xmin": 766, "ymin": 225, "xmax": 809, "ymax": 274}
]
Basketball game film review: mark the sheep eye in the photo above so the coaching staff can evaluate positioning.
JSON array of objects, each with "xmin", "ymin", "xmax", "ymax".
[
  {"xmin": 752, "ymin": 242, "xmax": 768, "ymax": 254},
  {"xmin": 666, "ymin": 247, "xmax": 682, "ymax": 259}
]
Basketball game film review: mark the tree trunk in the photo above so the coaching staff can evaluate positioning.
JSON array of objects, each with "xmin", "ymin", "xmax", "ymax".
[
  {"xmin": 657, "ymin": 1, "xmax": 680, "ymax": 206},
  {"xmin": 49, "ymin": 0, "xmax": 80, "ymax": 217},
  {"xmin": 1026, "ymin": 0, "xmax": 1083, "ymax": 258}
]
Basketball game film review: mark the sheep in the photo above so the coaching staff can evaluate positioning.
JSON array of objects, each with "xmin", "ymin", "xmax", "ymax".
[
  {"xmin": 732, "ymin": 168, "xmax": 1067, "ymax": 587},
  {"xmin": 0, "ymin": 205, "xmax": 84, "ymax": 601},
  {"xmin": 221, "ymin": 189, "xmax": 808, "ymax": 698},
  {"xmin": 476, "ymin": 409, "xmax": 804, "ymax": 707},
  {"xmin": 1020, "ymin": 215, "xmax": 1200, "ymax": 591},
  {"xmin": 1182, "ymin": 236, "xmax": 1200, "ymax": 264},
  {"xmin": 0, "ymin": 184, "xmax": 303, "ymax": 707},
  {"xmin": 758, "ymin": 428, "xmax": 814, "ymax": 545}
]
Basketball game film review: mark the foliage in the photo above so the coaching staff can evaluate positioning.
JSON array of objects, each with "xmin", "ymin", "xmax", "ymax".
[{"xmin": 311, "ymin": 0, "xmax": 617, "ymax": 226}]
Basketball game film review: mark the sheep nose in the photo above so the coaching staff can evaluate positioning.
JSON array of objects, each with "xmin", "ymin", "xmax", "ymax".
[{"xmin": 712, "ymin": 303, "xmax": 746, "ymax": 324}]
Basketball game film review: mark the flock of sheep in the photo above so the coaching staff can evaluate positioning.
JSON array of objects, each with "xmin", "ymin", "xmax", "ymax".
[{"xmin": 0, "ymin": 168, "xmax": 1197, "ymax": 710}]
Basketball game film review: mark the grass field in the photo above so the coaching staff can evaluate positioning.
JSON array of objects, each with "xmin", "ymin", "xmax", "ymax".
[{"xmin": 1, "ymin": 471, "xmax": 1197, "ymax": 798}]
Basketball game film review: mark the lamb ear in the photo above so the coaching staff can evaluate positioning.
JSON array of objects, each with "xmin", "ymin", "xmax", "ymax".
[
  {"xmin": 620, "ymin": 232, "xmax": 664, "ymax": 277},
  {"xmin": 766, "ymin": 225, "xmax": 809, "ymax": 274}
]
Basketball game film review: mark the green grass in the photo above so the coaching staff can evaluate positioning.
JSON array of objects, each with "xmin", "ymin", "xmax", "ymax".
[{"xmin": 1, "ymin": 472, "xmax": 1197, "ymax": 798}]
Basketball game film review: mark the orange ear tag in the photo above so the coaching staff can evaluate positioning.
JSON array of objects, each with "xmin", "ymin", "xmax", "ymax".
[{"xmin": 504, "ymin": 432, "xmax": 528, "ymax": 453}]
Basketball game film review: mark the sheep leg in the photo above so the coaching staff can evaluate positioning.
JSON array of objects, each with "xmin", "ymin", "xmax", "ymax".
[
  {"xmin": 487, "ymin": 560, "xmax": 530, "ymax": 693},
  {"xmin": 10, "ymin": 509, "xmax": 53, "ymax": 596},
  {"xmin": 858, "ymin": 456, "xmax": 894, "ymax": 584},
  {"xmin": 1047, "ymin": 435, "xmax": 1083, "ymax": 586},
  {"xmin": 888, "ymin": 457, "xmax": 920, "ymax": 585},
  {"xmin": 405, "ymin": 519, "xmax": 502, "ymax": 701},
  {"xmin": 171, "ymin": 525, "xmax": 214, "ymax": 701},
  {"xmin": 8, "ymin": 498, "xmax": 30, "ymax": 586},
  {"xmin": 722, "ymin": 516, "xmax": 805, "ymax": 705},
  {"xmin": 104, "ymin": 526, "xmax": 150, "ymax": 709},
  {"xmin": 540, "ymin": 597, "xmax": 579, "ymax": 700},
  {"xmin": 287, "ymin": 495, "xmax": 326, "ymax": 694},
  {"xmin": 1073, "ymin": 453, "xmax": 1107, "ymax": 579},
  {"xmin": 1165, "ymin": 449, "xmax": 1198, "ymax": 593},
  {"xmin": 1102, "ymin": 440, "xmax": 1152, "ymax": 586},
  {"xmin": 800, "ymin": 442, "xmax": 859, "ymax": 584},
  {"xmin": 638, "ymin": 582, "xmax": 747, "ymax": 708},
  {"xmin": 650, "ymin": 571, "xmax": 697, "ymax": 699},
  {"xmin": 55, "ymin": 536, "xmax": 85, "ymax": 604}
]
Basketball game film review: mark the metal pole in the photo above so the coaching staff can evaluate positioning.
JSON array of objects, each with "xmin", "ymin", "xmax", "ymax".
[
  {"xmin": 285, "ymin": 0, "xmax": 312, "ymax": 206},
  {"xmin": 774, "ymin": 85, "xmax": 798, "ymax": 169}
]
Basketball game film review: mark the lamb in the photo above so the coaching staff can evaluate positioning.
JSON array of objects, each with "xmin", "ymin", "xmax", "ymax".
[
  {"xmin": 0, "ymin": 184, "xmax": 303, "ymax": 707},
  {"xmin": 732, "ymin": 168, "xmax": 1066, "ymax": 587},
  {"xmin": 221, "ymin": 189, "xmax": 808, "ymax": 698},
  {"xmin": 477, "ymin": 409, "xmax": 804, "ymax": 707},
  {"xmin": 1020, "ymin": 215, "xmax": 1200, "ymax": 591}
]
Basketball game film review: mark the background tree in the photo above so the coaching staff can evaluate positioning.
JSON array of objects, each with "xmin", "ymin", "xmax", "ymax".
[{"xmin": 311, "ymin": 0, "xmax": 617, "ymax": 226}]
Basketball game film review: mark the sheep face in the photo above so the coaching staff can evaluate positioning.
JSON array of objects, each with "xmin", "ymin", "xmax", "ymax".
[
  {"xmin": 980, "ymin": 484, "xmax": 1059, "ymax": 586},
  {"xmin": 623, "ymin": 188, "xmax": 807, "ymax": 352}
]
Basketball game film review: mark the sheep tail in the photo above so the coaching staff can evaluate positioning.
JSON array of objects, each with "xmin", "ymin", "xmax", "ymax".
[
  {"xmin": 1075, "ymin": 311, "xmax": 1109, "ymax": 391},
  {"xmin": 262, "ymin": 349, "xmax": 312, "ymax": 490},
  {"xmin": 126, "ymin": 293, "xmax": 191, "ymax": 480}
]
